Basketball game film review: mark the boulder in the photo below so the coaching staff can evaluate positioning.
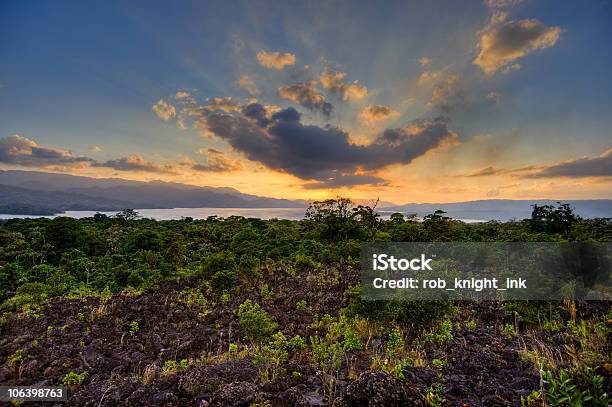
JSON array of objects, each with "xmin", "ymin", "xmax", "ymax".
[
  {"xmin": 333, "ymin": 371, "xmax": 425, "ymax": 407},
  {"xmin": 212, "ymin": 381, "xmax": 258, "ymax": 407},
  {"xmin": 179, "ymin": 359, "xmax": 258, "ymax": 396}
]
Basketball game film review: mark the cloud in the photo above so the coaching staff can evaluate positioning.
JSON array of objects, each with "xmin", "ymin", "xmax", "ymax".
[
  {"xmin": 474, "ymin": 19, "xmax": 562, "ymax": 74},
  {"xmin": 174, "ymin": 91, "xmax": 197, "ymax": 106},
  {"xmin": 430, "ymin": 74, "xmax": 464, "ymax": 113},
  {"xmin": 152, "ymin": 99, "xmax": 176, "ymax": 121},
  {"xmin": 419, "ymin": 70, "xmax": 465, "ymax": 113},
  {"xmin": 460, "ymin": 166, "xmax": 506, "ymax": 177},
  {"xmin": 342, "ymin": 82, "xmax": 368, "ymax": 101},
  {"xmin": 359, "ymin": 105, "xmax": 400, "ymax": 124},
  {"xmin": 0, "ymin": 135, "xmax": 93, "ymax": 168},
  {"xmin": 525, "ymin": 149, "xmax": 612, "ymax": 178},
  {"xmin": 319, "ymin": 71, "xmax": 368, "ymax": 101},
  {"xmin": 94, "ymin": 154, "xmax": 177, "ymax": 173},
  {"xmin": 0, "ymin": 135, "xmax": 188, "ymax": 175},
  {"xmin": 198, "ymin": 103, "xmax": 456, "ymax": 186},
  {"xmin": 419, "ymin": 57, "xmax": 432, "ymax": 66},
  {"xmin": 319, "ymin": 71, "xmax": 346, "ymax": 90},
  {"xmin": 456, "ymin": 165, "xmax": 536, "ymax": 177},
  {"xmin": 192, "ymin": 148, "xmax": 244, "ymax": 172},
  {"xmin": 484, "ymin": 0, "xmax": 522, "ymax": 8},
  {"xmin": 501, "ymin": 63, "xmax": 521, "ymax": 74},
  {"xmin": 303, "ymin": 174, "xmax": 386, "ymax": 189},
  {"xmin": 237, "ymin": 75, "xmax": 260, "ymax": 96},
  {"xmin": 256, "ymin": 51, "xmax": 296, "ymax": 70},
  {"xmin": 90, "ymin": 145, "xmax": 102, "ymax": 153},
  {"xmin": 189, "ymin": 97, "xmax": 245, "ymax": 116},
  {"xmin": 277, "ymin": 82, "xmax": 333, "ymax": 118}
]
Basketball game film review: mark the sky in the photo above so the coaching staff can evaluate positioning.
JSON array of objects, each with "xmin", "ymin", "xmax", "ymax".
[{"xmin": 1, "ymin": 0, "xmax": 611, "ymax": 203}]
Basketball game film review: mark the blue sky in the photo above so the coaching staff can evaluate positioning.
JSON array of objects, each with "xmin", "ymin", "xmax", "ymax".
[{"xmin": 1, "ymin": 0, "xmax": 611, "ymax": 202}]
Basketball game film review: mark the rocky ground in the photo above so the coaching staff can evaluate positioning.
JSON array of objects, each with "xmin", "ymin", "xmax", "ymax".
[{"xmin": 1, "ymin": 266, "xmax": 610, "ymax": 406}]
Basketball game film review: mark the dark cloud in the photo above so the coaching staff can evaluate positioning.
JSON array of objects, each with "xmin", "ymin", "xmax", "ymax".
[
  {"xmin": 525, "ymin": 149, "xmax": 612, "ymax": 178},
  {"xmin": 242, "ymin": 103, "xmax": 271, "ymax": 127},
  {"xmin": 0, "ymin": 135, "xmax": 187, "ymax": 175},
  {"xmin": 271, "ymin": 106, "xmax": 301, "ymax": 123},
  {"xmin": 277, "ymin": 82, "xmax": 333, "ymax": 118},
  {"xmin": 200, "ymin": 103, "xmax": 456, "ymax": 186},
  {"xmin": 0, "ymin": 135, "xmax": 94, "ymax": 168}
]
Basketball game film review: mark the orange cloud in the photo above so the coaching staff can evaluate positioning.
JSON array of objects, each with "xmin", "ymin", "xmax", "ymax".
[
  {"xmin": 319, "ymin": 70, "xmax": 368, "ymax": 101},
  {"xmin": 359, "ymin": 105, "xmax": 399, "ymax": 124},
  {"xmin": 474, "ymin": 19, "xmax": 562, "ymax": 74},
  {"xmin": 256, "ymin": 51, "xmax": 296, "ymax": 70},
  {"xmin": 152, "ymin": 99, "xmax": 176, "ymax": 121},
  {"xmin": 237, "ymin": 74, "xmax": 260, "ymax": 96}
]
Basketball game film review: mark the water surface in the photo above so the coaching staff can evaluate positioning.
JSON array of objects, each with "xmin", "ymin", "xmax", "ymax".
[{"xmin": 0, "ymin": 207, "xmax": 485, "ymax": 222}]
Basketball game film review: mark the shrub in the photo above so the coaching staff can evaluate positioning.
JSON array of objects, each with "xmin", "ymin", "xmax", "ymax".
[
  {"xmin": 161, "ymin": 360, "xmax": 182, "ymax": 376},
  {"xmin": 347, "ymin": 287, "xmax": 451, "ymax": 331},
  {"xmin": 310, "ymin": 335, "xmax": 345, "ymax": 404},
  {"xmin": 294, "ymin": 253, "xmax": 320, "ymax": 269},
  {"xmin": 464, "ymin": 319, "xmax": 477, "ymax": 331},
  {"xmin": 237, "ymin": 300, "xmax": 277, "ymax": 342},
  {"xmin": 423, "ymin": 319, "xmax": 453, "ymax": 345},
  {"xmin": 201, "ymin": 252, "xmax": 237, "ymax": 278},
  {"xmin": 503, "ymin": 323, "xmax": 516, "ymax": 336},
  {"xmin": 425, "ymin": 384, "xmax": 447, "ymax": 407},
  {"xmin": 3, "ymin": 282, "xmax": 51, "ymax": 311},
  {"xmin": 253, "ymin": 331, "xmax": 289, "ymax": 382},
  {"xmin": 521, "ymin": 390, "xmax": 542, "ymax": 407},
  {"xmin": 129, "ymin": 321, "xmax": 139, "ymax": 336},
  {"xmin": 545, "ymin": 367, "xmax": 610, "ymax": 407},
  {"xmin": 342, "ymin": 327, "xmax": 362, "ymax": 352},
  {"xmin": 210, "ymin": 269, "xmax": 236, "ymax": 291},
  {"xmin": 288, "ymin": 335, "xmax": 306, "ymax": 352},
  {"xmin": 545, "ymin": 369, "xmax": 612, "ymax": 407},
  {"xmin": 385, "ymin": 328, "xmax": 405, "ymax": 359},
  {"xmin": 8, "ymin": 349, "xmax": 25, "ymax": 366},
  {"xmin": 62, "ymin": 371, "xmax": 87, "ymax": 386},
  {"xmin": 432, "ymin": 358, "xmax": 447, "ymax": 369}
]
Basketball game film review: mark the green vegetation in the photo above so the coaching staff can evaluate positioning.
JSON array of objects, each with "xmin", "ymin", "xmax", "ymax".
[
  {"xmin": 0, "ymin": 199, "xmax": 610, "ymax": 405},
  {"xmin": 253, "ymin": 332, "xmax": 290, "ymax": 382},
  {"xmin": 237, "ymin": 300, "xmax": 278, "ymax": 342},
  {"xmin": 128, "ymin": 320, "xmax": 139, "ymax": 336},
  {"xmin": 62, "ymin": 371, "xmax": 87, "ymax": 386},
  {"xmin": 1, "ymin": 200, "xmax": 607, "ymax": 311}
]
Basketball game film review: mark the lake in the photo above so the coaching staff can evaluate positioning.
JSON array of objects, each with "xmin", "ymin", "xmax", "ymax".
[{"xmin": 0, "ymin": 207, "xmax": 486, "ymax": 222}]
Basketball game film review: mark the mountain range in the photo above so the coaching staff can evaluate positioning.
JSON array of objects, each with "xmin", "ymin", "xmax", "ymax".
[
  {"xmin": 0, "ymin": 170, "xmax": 610, "ymax": 220},
  {"xmin": 382, "ymin": 199, "xmax": 612, "ymax": 221},
  {"xmin": 0, "ymin": 170, "xmax": 306, "ymax": 215}
]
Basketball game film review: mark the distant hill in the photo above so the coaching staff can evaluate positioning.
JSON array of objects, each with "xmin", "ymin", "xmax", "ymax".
[
  {"xmin": 1, "ymin": 170, "xmax": 610, "ymax": 220},
  {"xmin": 0, "ymin": 170, "xmax": 307, "ymax": 215},
  {"xmin": 383, "ymin": 199, "xmax": 612, "ymax": 221},
  {"xmin": 0, "ymin": 184, "xmax": 136, "ymax": 215}
]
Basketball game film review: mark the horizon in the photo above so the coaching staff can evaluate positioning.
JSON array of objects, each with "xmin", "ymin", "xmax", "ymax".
[
  {"xmin": 1, "ymin": 1, "xmax": 611, "ymax": 203},
  {"xmin": 3, "ymin": 168, "xmax": 612, "ymax": 208}
]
